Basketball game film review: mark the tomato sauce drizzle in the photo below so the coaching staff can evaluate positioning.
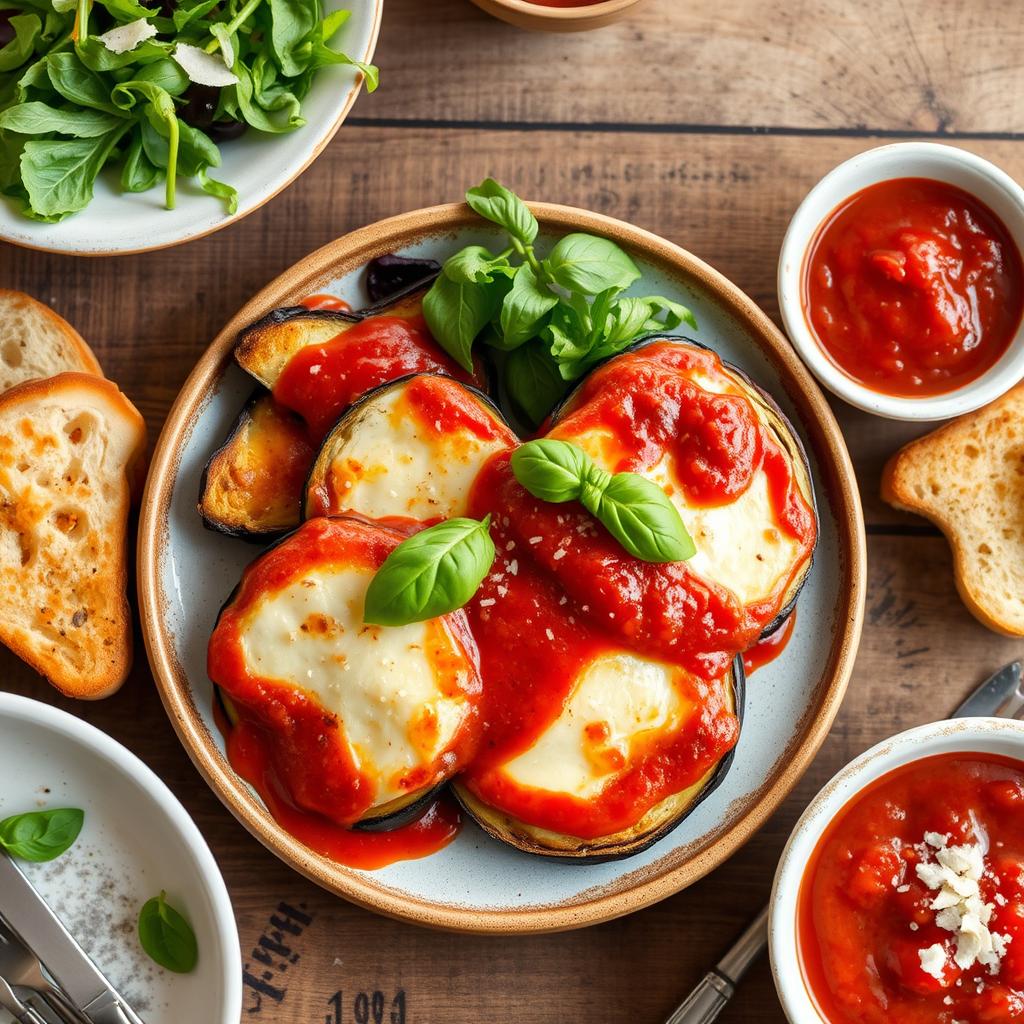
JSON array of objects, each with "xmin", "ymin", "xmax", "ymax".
[
  {"xmin": 273, "ymin": 315, "xmax": 483, "ymax": 441},
  {"xmin": 743, "ymin": 610, "xmax": 796, "ymax": 675}
]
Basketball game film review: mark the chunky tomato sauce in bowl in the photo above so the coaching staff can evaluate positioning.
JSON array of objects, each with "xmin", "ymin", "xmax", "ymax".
[
  {"xmin": 779, "ymin": 143, "xmax": 1024, "ymax": 420},
  {"xmin": 770, "ymin": 718, "xmax": 1024, "ymax": 1024}
]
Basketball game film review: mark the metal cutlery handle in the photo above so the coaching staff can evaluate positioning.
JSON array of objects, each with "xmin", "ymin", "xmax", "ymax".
[{"xmin": 663, "ymin": 907, "xmax": 769, "ymax": 1024}]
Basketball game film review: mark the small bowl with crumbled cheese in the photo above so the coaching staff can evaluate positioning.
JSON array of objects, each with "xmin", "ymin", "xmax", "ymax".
[{"xmin": 770, "ymin": 717, "xmax": 1024, "ymax": 1024}]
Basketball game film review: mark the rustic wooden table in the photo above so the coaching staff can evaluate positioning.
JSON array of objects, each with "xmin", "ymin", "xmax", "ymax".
[{"xmin": 4, "ymin": 1, "xmax": 1024, "ymax": 1020}]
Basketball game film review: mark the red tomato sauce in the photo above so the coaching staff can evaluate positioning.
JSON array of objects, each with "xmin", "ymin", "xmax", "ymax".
[
  {"xmin": 799, "ymin": 752, "xmax": 1024, "ymax": 1024},
  {"xmin": 226, "ymin": 720, "xmax": 462, "ymax": 870},
  {"xmin": 461, "ymin": 456, "xmax": 739, "ymax": 838},
  {"xmin": 272, "ymin": 314, "xmax": 484, "ymax": 441},
  {"xmin": 803, "ymin": 178, "xmax": 1024, "ymax": 397},
  {"xmin": 299, "ymin": 294, "xmax": 351, "ymax": 312},
  {"xmin": 208, "ymin": 518, "xmax": 482, "ymax": 864},
  {"xmin": 742, "ymin": 610, "xmax": 795, "ymax": 675}
]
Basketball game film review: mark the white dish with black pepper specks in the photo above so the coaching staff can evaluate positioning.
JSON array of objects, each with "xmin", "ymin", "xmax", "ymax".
[{"xmin": 0, "ymin": 693, "xmax": 241, "ymax": 1024}]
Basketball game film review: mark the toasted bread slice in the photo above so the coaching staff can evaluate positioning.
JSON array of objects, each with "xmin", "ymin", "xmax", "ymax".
[
  {"xmin": 0, "ymin": 373, "xmax": 146, "ymax": 697},
  {"xmin": 0, "ymin": 290, "xmax": 103, "ymax": 393},
  {"xmin": 882, "ymin": 383, "xmax": 1024, "ymax": 637}
]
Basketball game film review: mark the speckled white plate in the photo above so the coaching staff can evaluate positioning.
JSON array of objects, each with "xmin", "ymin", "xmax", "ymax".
[
  {"xmin": 0, "ymin": 693, "xmax": 241, "ymax": 1023},
  {"xmin": 139, "ymin": 203, "xmax": 867, "ymax": 933},
  {"xmin": 0, "ymin": 0, "xmax": 381, "ymax": 256}
]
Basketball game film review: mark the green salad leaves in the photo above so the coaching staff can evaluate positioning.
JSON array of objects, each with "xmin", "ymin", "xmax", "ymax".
[
  {"xmin": 423, "ymin": 179, "xmax": 697, "ymax": 427},
  {"xmin": 0, "ymin": 0, "xmax": 378, "ymax": 220}
]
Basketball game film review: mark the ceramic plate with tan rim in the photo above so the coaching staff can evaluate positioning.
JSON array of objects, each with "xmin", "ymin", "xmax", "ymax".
[
  {"xmin": 0, "ymin": 0, "xmax": 381, "ymax": 257},
  {"xmin": 138, "ymin": 202, "xmax": 866, "ymax": 934},
  {"xmin": 470, "ymin": 0, "xmax": 646, "ymax": 32}
]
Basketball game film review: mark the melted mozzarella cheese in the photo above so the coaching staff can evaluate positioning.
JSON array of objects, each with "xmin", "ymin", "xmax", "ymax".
[
  {"xmin": 240, "ymin": 564, "xmax": 473, "ymax": 807},
  {"xmin": 324, "ymin": 386, "xmax": 510, "ymax": 520},
  {"xmin": 560, "ymin": 425, "xmax": 801, "ymax": 607},
  {"xmin": 500, "ymin": 652, "xmax": 693, "ymax": 800}
]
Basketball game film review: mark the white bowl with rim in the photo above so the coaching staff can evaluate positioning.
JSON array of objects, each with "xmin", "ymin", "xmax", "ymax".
[
  {"xmin": 768, "ymin": 717, "xmax": 1024, "ymax": 1023},
  {"xmin": 777, "ymin": 142, "xmax": 1024, "ymax": 421}
]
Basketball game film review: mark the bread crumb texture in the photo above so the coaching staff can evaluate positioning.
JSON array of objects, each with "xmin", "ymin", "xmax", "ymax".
[
  {"xmin": 885, "ymin": 384, "xmax": 1024, "ymax": 636},
  {"xmin": 0, "ymin": 381, "xmax": 139, "ymax": 695}
]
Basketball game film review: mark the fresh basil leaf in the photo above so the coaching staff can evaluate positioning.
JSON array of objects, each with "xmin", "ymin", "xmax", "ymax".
[
  {"xmin": 465, "ymin": 177, "xmax": 538, "ymax": 245},
  {"xmin": 442, "ymin": 245, "xmax": 503, "ymax": 285},
  {"xmin": 499, "ymin": 263, "xmax": 558, "ymax": 351},
  {"xmin": 198, "ymin": 165, "xmax": 237, "ymax": 213},
  {"xmin": 0, "ymin": 101, "xmax": 124, "ymax": 136},
  {"xmin": 422, "ymin": 272, "xmax": 496, "ymax": 373},
  {"xmin": 121, "ymin": 130, "xmax": 160, "ymax": 191},
  {"xmin": 504, "ymin": 341, "xmax": 569, "ymax": 428},
  {"xmin": 138, "ymin": 891, "xmax": 198, "ymax": 974},
  {"xmin": 545, "ymin": 300, "xmax": 592, "ymax": 374},
  {"xmin": 268, "ymin": 0, "xmax": 317, "ymax": 77},
  {"xmin": 638, "ymin": 294, "xmax": 697, "ymax": 331},
  {"xmin": 0, "ymin": 13, "xmax": 40, "ymax": 73},
  {"xmin": 46, "ymin": 52, "xmax": 119, "ymax": 113},
  {"xmin": 0, "ymin": 808, "xmax": 84, "ymax": 862},
  {"xmin": 545, "ymin": 233, "xmax": 641, "ymax": 295},
  {"xmin": 510, "ymin": 439, "xmax": 589, "ymax": 503},
  {"xmin": 592, "ymin": 472, "xmax": 695, "ymax": 563},
  {"xmin": 363, "ymin": 516, "xmax": 496, "ymax": 627},
  {"xmin": 20, "ymin": 125, "xmax": 126, "ymax": 217}
]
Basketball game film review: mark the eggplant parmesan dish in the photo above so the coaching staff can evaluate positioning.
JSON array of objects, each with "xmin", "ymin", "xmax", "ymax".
[{"xmin": 204, "ymin": 255, "xmax": 818, "ymax": 868}]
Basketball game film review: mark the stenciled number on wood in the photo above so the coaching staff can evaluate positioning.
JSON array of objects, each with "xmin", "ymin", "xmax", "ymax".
[{"xmin": 326, "ymin": 989, "xmax": 406, "ymax": 1024}]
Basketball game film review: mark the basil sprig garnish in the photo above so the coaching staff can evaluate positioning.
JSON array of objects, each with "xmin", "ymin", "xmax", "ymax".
[
  {"xmin": 138, "ymin": 891, "xmax": 198, "ymax": 974},
  {"xmin": 0, "ymin": 807, "xmax": 84, "ymax": 862},
  {"xmin": 423, "ymin": 178, "xmax": 696, "ymax": 428},
  {"xmin": 511, "ymin": 440, "xmax": 695, "ymax": 563},
  {"xmin": 364, "ymin": 516, "xmax": 496, "ymax": 627}
]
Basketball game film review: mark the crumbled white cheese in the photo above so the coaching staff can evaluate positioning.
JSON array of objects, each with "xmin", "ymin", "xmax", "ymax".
[
  {"xmin": 912, "ymin": 839, "xmax": 1012, "ymax": 976},
  {"xmin": 173, "ymin": 42, "xmax": 239, "ymax": 87},
  {"xmin": 97, "ymin": 18, "xmax": 157, "ymax": 54},
  {"xmin": 920, "ymin": 943, "xmax": 949, "ymax": 981}
]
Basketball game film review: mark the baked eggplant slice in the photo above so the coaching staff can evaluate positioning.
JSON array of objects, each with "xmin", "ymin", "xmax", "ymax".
[
  {"xmin": 304, "ymin": 374, "xmax": 518, "ymax": 522},
  {"xmin": 365, "ymin": 254, "xmax": 440, "ymax": 304},
  {"xmin": 207, "ymin": 516, "xmax": 483, "ymax": 831},
  {"xmin": 454, "ymin": 655, "xmax": 743, "ymax": 861},
  {"xmin": 198, "ymin": 391, "xmax": 314, "ymax": 539},
  {"xmin": 549, "ymin": 336, "xmax": 817, "ymax": 640}
]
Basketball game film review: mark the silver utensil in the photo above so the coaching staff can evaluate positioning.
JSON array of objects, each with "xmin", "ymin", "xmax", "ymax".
[
  {"xmin": 0, "ymin": 855, "xmax": 146, "ymax": 1024},
  {"xmin": 0, "ymin": 922, "xmax": 91, "ymax": 1024},
  {"xmin": 0, "ymin": 971, "xmax": 51, "ymax": 1024},
  {"xmin": 663, "ymin": 659, "xmax": 1024, "ymax": 1024}
]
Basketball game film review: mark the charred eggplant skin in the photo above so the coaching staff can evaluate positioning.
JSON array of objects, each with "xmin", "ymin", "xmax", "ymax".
[
  {"xmin": 302, "ymin": 372, "xmax": 511, "ymax": 521},
  {"xmin": 365, "ymin": 255, "xmax": 441, "ymax": 304},
  {"xmin": 550, "ymin": 334, "xmax": 818, "ymax": 639},
  {"xmin": 453, "ymin": 655, "xmax": 746, "ymax": 863},
  {"xmin": 198, "ymin": 389, "xmax": 311, "ymax": 542}
]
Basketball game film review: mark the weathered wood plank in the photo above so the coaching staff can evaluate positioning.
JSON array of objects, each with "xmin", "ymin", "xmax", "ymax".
[{"xmin": 366, "ymin": 0, "xmax": 1024, "ymax": 134}]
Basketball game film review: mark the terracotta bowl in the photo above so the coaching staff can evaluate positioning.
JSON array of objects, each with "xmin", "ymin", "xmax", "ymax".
[
  {"xmin": 470, "ymin": 0, "xmax": 646, "ymax": 32},
  {"xmin": 137, "ymin": 201, "xmax": 866, "ymax": 933}
]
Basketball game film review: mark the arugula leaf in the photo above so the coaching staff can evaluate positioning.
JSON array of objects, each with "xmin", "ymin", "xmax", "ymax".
[
  {"xmin": 121, "ymin": 129, "xmax": 161, "ymax": 191},
  {"xmin": 198, "ymin": 165, "xmax": 237, "ymax": 213},
  {"xmin": 0, "ymin": 13, "xmax": 40, "ymax": 73},
  {"xmin": 422, "ymin": 272, "xmax": 496, "ymax": 373},
  {"xmin": 138, "ymin": 892, "xmax": 198, "ymax": 974},
  {"xmin": 504, "ymin": 342, "xmax": 569, "ymax": 430},
  {"xmin": 466, "ymin": 177, "xmax": 538, "ymax": 245},
  {"xmin": 46, "ymin": 52, "xmax": 120, "ymax": 112},
  {"xmin": 304, "ymin": 39, "xmax": 378, "ymax": 91},
  {"xmin": 75, "ymin": 36, "xmax": 171, "ymax": 72},
  {"xmin": 0, "ymin": 808, "xmax": 84, "ymax": 862},
  {"xmin": 94, "ymin": 0, "xmax": 158, "ymax": 20},
  {"xmin": 363, "ymin": 517, "xmax": 496, "ymax": 627},
  {"xmin": 268, "ymin": 0, "xmax": 317, "ymax": 77},
  {"xmin": 20, "ymin": 124, "xmax": 127, "ymax": 217},
  {"xmin": 171, "ymin": 0, "xmax": 219, "ymax": 30},
  {"xmin": 0, "ymin": 101, "xmax": 124, "ymax": 136},
  {"xmin": 545, "ymin": 233, "xmax": 641, "ymax": 295},
  {"xmin": 499, "ymin": 263, "xmax": 557, "ymax": 350}
]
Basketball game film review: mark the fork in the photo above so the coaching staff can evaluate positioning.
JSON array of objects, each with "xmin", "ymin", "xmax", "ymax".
[
  {"xmin": 0, "ymin": 971, "xmax": 51, "ymax": 1024},
  {"xmin": 0, "ymin": 925, "xmax": 88, "ymax": 1024}
]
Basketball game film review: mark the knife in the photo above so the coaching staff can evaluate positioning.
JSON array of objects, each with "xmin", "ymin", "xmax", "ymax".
[
  {"xmin": 663, "ymin": 658, "xmax": 1024, "ymax": 1024},
  {"xmin": 0, "ymin": 855, "xmax": 145, "ymax": 1024}
]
